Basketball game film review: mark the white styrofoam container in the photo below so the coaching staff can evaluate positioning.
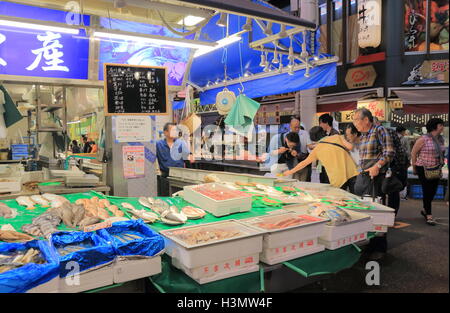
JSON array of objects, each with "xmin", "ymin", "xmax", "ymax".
[
  {"xmin": 113, "ymin": 255, "xmax": 162, "ymax": 284},
  {"xmin": 20, "ymin": 171, "xmax": 44, "ymax": 184},
  {"xmin": 0, "ymin": 177, "xmax": 21, "ymax": 193},
  {"xmin": 58, "ymin": 263, "xmax": 114, "ymax": 293},
  {"xmin": 161, "ymin": 220, "xmax": 264, "ymax": 269},
  {"xmin": 347, "ymin": 201, "xmax": 395, "ymax": 228},
  {"xmin": 260, "ymin": 240, "xmax": 325, "ymax": 265},
  {"xmin": 319, "ymin": 232, "xmax": 368, "ymax": 250},
  {"xmin": 171, "ymin": 253, "xmax": 260, "ymax": 284},
  {"xmin": 27, "ymin": 276, "xmax": 59, "ymax": 293},
  {"xmin": 237, "ymin": 212, "xmax": 329, "ymax": 264},
  {"xmin": 183, "ymin": 183, "xmax": 252, "ymax": 217},
  {"xmin": 372, "ymin": 225, "xmax": 388, "ymax": 233}
]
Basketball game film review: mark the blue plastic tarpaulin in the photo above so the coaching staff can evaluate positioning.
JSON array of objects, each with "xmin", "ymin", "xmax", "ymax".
[
  {"xmin": 97, "ymin": 219, "xmax": 165, "ymax": 257},
  {"xmin": 50, "ymin": 231, "xmax": 115, "ymax": 278},
  {"xmin": 0, "ymin": 240, "xmax": 59, "ymax": 293},
  {"xmin": 199, "ymin": 62, "xmax": 336, "ymax": 105}
]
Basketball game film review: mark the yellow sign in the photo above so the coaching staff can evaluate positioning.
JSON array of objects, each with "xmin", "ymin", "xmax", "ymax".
[
  {"xmin": 389, "ymin": 99, "xmax": 403, "ymax": 109},
  {"xmin": 420, "ymin": 59, "xmax": 449, "ymax": 83},
  {"xmin": 357, "ymin": 99, "xmax": 387, "ymax": 121},
  {"xmin": 341, "ymin": 110, "xmax": 356, "ymax": 122},
  {"xmin": 345, "ymin": 65, "xmax": 377, "ymax": 89}
]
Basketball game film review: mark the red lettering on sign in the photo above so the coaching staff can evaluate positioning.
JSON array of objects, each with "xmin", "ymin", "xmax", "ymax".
[
  {"xmin": 235, "ymin": 260, "xmax": 241, "ymax": 267},
  {"xmin": 245, "ymin": 257, "xmax": 254, "ymax": 264},
  {"xmin": 204, "ymin": 267, "xmax": 209, "ymax": 273},
  {"xmin": 276, "ymin": 248, "xmax": 280, "ymax": 254},
  {"xmin": 214, "ymin": 265, "xmax": 219, "ymax": 272},
  {"xmin": 352, "ymin": 70, "xmax": 369, "ymax": 82},
  {"xmin": 224, "ymin": 263, "xmax": 231, "ymax": 270},
  {"xmin": 360, "ymin": 233, "xmax": 365, "ymax": 239},
  {"xmin": 307, "ymin": 240, "xmax": 314, "ymax": 246},
  {"xmin": 291, "ymin": 245, "xmax": 296, "ymax": 251}
]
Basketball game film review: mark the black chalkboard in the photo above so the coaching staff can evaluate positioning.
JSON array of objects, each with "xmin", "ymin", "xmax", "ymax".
[{"xmin": 104, "ymin": 63, "xmax": 168, "ymax": 115}]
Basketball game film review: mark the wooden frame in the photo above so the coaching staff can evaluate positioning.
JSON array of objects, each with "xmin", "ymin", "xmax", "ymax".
[{"xmin": 103, "ymin": 63, "xmax": 169, "ymax": 116}]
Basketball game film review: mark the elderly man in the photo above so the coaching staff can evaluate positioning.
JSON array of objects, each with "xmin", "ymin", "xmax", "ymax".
[{"xmin": 353, "ymin": 108, "xmax": 395, "ymax": 260}]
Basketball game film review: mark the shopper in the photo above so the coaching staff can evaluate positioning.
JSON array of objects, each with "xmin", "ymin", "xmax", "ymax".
[
  {"xmin": 292, "ymin": 116, "xmax": 313, "ymax": 182},
  {"xmin": 156, "ymin": 123, "xmax": 192, "ymax": 196},
  {"xmin": 344, "ymin": 124, "xmax": 361, "ymax": 193},
  {"xmin": 70, "ymin": 140, "xmax": 81, "ymax": 154},
  {"xmin": 266, "ymin": 132, "xmax": 301, "ymax": 178},
  {"xmin": 90, "ymin": 141, "xmax": 98, "ymax": 153},
  {"xmin": 353, "ymin": 108, "xmax": 395, "ymax": 260},
  {"xmin": 317, "ymin": 113, "xmax": 340, "ymax": 184},
  {"xmin": 82, "ymin": 135, "xmax": 91, "ymax": 153},
  {"xmin": 411, "ymin": 118, "xmax": 446, "ymax": 226},
  {"xmin": 396, "ymin": 126, "xmax": 411, "ymax": 162},
  {"xmin": 282, "ymin": 126, "xmax": 358, "ymax": 189}
]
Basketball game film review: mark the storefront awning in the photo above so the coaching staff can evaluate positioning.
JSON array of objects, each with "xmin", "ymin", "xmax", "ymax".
[
  {"xmin": 390, "ymin": 87, "xmax": 449, "ymax": 114},
  {"xmin": 316, "ymin": 88, "xmax": 383, "ymax": 113}
]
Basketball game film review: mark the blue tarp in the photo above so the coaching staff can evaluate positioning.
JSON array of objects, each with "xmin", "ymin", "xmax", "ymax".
[
  {"xmin": 97, "ymin": 220, "xmax": 165, "ymax": 257},
  {"xmin": 199, "ymin": 62, "xmax": 336, "ymax": 105},
  {"xmin": 0, "ymin": 240, "xmax": 59, "ymax": 293},
  {"xmin": 50, "ymin": 231, "xmax": 115, "ymax": 278}
]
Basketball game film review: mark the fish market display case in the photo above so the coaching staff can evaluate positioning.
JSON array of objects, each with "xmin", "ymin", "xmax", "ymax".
[
  {"xmin": 160, "ymin": 220, "xmax": 264, "ymax": 284},
  {"xmin": 237, "ymin": 212, "xmax": 329, "ymax": 265},
  {"xmin": 284, "ymin": 205, "xmax": 373, "ymax": 250},
  {"xmin": 170, "ymin": 167, "xmax": 296, "ymax": 187},
  {"xmin": 183, "ymin": 183, "xmax": 253, "ymax": 217},
  {"xmin": 96, "ymin": 220, "xmax": 165, "ymax": 284},
  {"xmin": 343, "ymin": 201, "xmax": 395, "ymax": 233}
]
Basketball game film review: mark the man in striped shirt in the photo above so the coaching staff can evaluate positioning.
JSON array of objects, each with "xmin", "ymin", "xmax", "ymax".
[{"xmin": 353, "ymin": 108, "xmax": 395, "ymax": 260}]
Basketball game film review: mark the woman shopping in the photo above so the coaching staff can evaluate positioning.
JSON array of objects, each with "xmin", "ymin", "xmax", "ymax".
[{"xmin": 411, "ymin": 118, "xmax": 446, "ymax": 226}]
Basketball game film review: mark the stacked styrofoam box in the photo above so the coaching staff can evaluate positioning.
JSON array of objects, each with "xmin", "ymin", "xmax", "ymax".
[
  {"xmin": 348, "ymin": 201, "xmax": 395, "ymax": 233},
  {"xmin": 58, "ymin": 263, "xmax": 114, "ymax": 293},
  {"xmin": 318, "ymin": 211, "xmax": 373, "ymax": 250},
  {"xmin": 237, "ymin": 213, "xmax": 329, "ymax": 265},
  {"xmin": 112, "ymin": 255, "xmax": 162, "ymax": 284},
  {"xmin": 183, "ymin": 183, "xmax": 252, "ymax": 217},
  {"xmin": 161, "ymin": 221, "xmax": 264, "ymax": 284}
]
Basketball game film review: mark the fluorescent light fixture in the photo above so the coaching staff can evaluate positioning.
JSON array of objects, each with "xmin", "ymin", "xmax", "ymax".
[
  {"xmin": 93, "ymin": 30, "xmax": 215, "ymax": 49},
  {"xmin": 0, "ymin": 18, "xmax": 79, "ymax": 34},
  {"xmin": 193, "ymin": 35, "xmax": 241, "ymax": 57},
  {"xmin": 177, "ymin": 15, "xmax": 205, "ymax": 26},
  {"xmin": 67, "ymin": 120, "xmax": 81, "ymax": 125}
]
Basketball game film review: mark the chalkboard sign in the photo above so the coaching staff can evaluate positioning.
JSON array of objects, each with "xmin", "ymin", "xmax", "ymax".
[{"xmin": 104, "ymin": 63, "xmax": 168, "ymax": 116}]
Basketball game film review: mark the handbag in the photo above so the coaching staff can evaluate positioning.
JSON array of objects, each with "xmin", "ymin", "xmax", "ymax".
[
  {"xmin": 381, "ymin": 169, "xmax": 404, "ymax": 194},
  {"xmin": 424, "ymin": 134, "xmax": 444, "ymax": 180}
]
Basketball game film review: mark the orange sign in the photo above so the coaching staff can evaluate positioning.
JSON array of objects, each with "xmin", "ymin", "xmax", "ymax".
[
  {"xmin": 345, "ymin": 65, "xmax": 377, "ymax": 89},
  {"xmin": 357, "ymin": 99, "xmax": 387, "ymax": 121}
]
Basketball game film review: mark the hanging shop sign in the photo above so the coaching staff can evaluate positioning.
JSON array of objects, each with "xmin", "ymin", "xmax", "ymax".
[
  {"xmin": 391, "ymin": 111, "xmax": 449, "ymax": 127},
  {"xmin": 357, "ymin": 99, "xmax": 387, "ymax": 121},
  {"xmin": 358, "ymin": 0, "xmax": 382, "ymax": 48},
  {"xmin": 115, "ymin": 116, "xmax": 152, "ymax": 143},
  {"xmin": 104, "ymin": 63, "xmax": 168, "ymax": 116},
  {"xmin": 345, "ymin": 65, "xmax": 377, "ymax": 89},
  {"xmin": 403, "ymin": 59, "xmax": 449, "ymax": 85},
  {"xmin": 389, "ymin": 99, "xmax": 403, "ymax": 110},
  {"xmin": 122, "ymin": 145, "xmax": 145, "ymax": 179},
  {"xmin": 341, "ymin": 110, "xmax": 356, "ymax": 123}
]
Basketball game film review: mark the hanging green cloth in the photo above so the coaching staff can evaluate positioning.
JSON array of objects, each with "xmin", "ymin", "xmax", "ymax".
[
  {"xmin": 0, "ymin": 84, "xmax": 23, "ymax": 128},
  {"xmin": 224, "ymin": 94, "xmax": 260, "ymax": 129}
]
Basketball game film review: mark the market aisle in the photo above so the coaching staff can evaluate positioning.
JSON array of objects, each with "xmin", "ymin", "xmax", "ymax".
[{"xmin": 292, "ymin": 199, "xmax": 449, "ymax": 293}]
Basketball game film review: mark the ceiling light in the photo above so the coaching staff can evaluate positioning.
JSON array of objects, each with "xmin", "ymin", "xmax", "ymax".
[
  {"xmin": 93, "ymin": 30, "xmax": 215, "ymax": 49},
  {"xmin": 278, "ymin": 24, "xmax": 287, "ymax": 38},
  {"xmin": 242, "ymin": 17, "xmax": 252, "ymax": 31},
  {"xmin": 313, "ymin": 55, "xmax": 320, "ymax": 61},
  {"xmin": 304, "ymin": 65, "xmax": 311, "ymax": 78},
  {"xmin": 0, "ymin": 18, "xmax": 79, "ymax": 34},
  {"xmin": 177, "ymin": 15, "xmax": 205, "ymax": 27},
  {"xmin": 259, "ymin": 51, "xmax": 266, "ymax": 67},
  {"xmin": 194, "ymin": 35, "xmax": 241, "ymax": 57},
  {"xmin": 264, "ymin": 22, "xmax": 273, "ymax": 35},
  {"xmin": 216, "ymin": 13, "xmax": 227, "ymax": 27}
]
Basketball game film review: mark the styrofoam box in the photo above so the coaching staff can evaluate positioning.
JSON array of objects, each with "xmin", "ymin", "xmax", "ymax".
[
  {"xmin": 319, "ymin": 232, "xmax": 368, "ymax": 250},
  {"xmin": 0, "ymin": 178, "xmax": 21, "ymax": 193},
  {"xmin": 349, "ymin": 201, "xmax": 395, "ymax": 227},
  {"xmin": 372, "ymin": 225, "xmax": 388, "ymax": 233},
  {"xmin": 113, "ymin": 255, "xmax": 162, "ymax": 284},
  {"xmin": 27, "ymin": 276, "xmax": 59, "ymax": 293},
  {"xmin": 236, "ymin": 212, "xmax": 328, "ymax": 264},
  {"xmin": 171, "ymin": 253, "xmax": 260, "ymax": 284},
  {"xmin": 58, "ymin": 263, "xmax": 114, "ymax": 293},
  {"xmin": 161, "ymin": 221, "xmax": 264, "ymax": 269},
  {"xmin": 183, "ymin": 183, "xmax": 252, "ymax": 217},
  {"xmin": 260, "ymin": 240, "xmax": 325, "ymax": 265}
]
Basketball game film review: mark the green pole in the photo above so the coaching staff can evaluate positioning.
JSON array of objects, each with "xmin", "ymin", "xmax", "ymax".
[
  {"xmin": 282, "ymin": 261, "xmax": 309, "ymax": 278},
  {"xmin": 259, "ymin": 266, "xmax": 265, "ymax": 293}
]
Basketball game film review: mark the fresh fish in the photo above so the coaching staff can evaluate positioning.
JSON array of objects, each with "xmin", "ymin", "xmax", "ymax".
[
  {"xmin": 121, "ymin": 202, "xmax": 136, "ymax": 210},
  {"xmin": 151, "ymin": 199, "xmax": 170, "ymax": 214},
  {"xmin": 71, "ymin": 204, "xmax": 86, "ymax": 226},
  {"xmin": 138, "ymin": 197, "xmax": 152, "ymax": 209},
  {"xmin": 96, "ymin": 207, "xmax": 110, "ymax": 220},
  {"xmin": 181, "ymin": 206, "xmax": 206, "ymax": 219},
  {"xmin": 78, "ymin": 216, "xmax": 101, "ymax": 228},
  {"xmin": 126, "ymin": 207, "xmax": 159, "ymax": 223},
  {"xmin": 147, "ymin": 197, "xmax": 155, "ymax": 205},
  {"xmin": 107, "ymin": 205, "xmax": 124, "ymax": 217},
  {"xmin": 30, "ymin": 195, "xmax": 50, "ymax": 207},
  {"xmin": 41, "ymin": 193, "xmax": 61, "ymax": 202},
  {"xmin": 161, "ymin": 207, "xmax": 187, "ymax": 224},
  {"xmin": 98, "ymin": 199, "xmax": 111, "ymax": 209},
  {"xmin": 0, "ymin": 230, "xmax": 34, "ymax": 242},
  {"xmin": 21, "ymin": 224, "xmax": 42, "ymax": 237},
  {"xmin": 30, "ymin": 212, "xmax": 61, "ymax": 238},
  {"xmin": 0, "ymin": 203, "xmax": 14, "ymax": 219},
  {"xmin": 104, "ymin": 216, "xmax": 129, "ymax": 224},
  {"xmin": 58, "ymin": 203, "xmax": 75, "ymax": 228},
  {"xmin": 16, "ymin": 196, "xmax": 35, "ymax": 210}
]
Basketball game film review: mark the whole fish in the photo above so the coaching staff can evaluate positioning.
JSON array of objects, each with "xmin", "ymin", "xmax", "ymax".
[
  {"xmin": 58, "ymin": 203, "xmax": 75, "ymax": 228},
  {"xmin": 0, "ymin": 203, "xmax": 14, "ymax": 219},
  {"xmin": 138, "ymin": 197, "xmax": 152, "ymax": 209},
  {"xmin": 31, "ymin": 212, "xmax": 61, "ymax": 238},
  {"xmin": 0, "ymin": 230, "xmax": 34, "ymax": 242},
  {"xmin": 161, "ymin": 207, "xmax": 187, "ymax": 224},
  {"xmin": 50, "ymin": 199, "xmax": 66, "ymax": 209},
  {"xmin": 71, "ymin": 204, "xmax": 86, "ymax": 226},
  {"xmin": 121, "ymin": 202, "xmax": 136, "ymax": 211},
  {"xmin": 78, "ymin": 216, "xmax": 101, "ymax": 228},
  {"xmin": 16, "ymin": 196, "xmax": 35, "ymax": 210},
  {"xmin": 104, "ymin": 216, "xmax": 129, "ymax": 224},
  {"xmin": 30, "ymin": 195, "xmax": 50, "ymax": 207},
  {"xmin": 96, "ymin": 207, "xmax": 110, "ymax": 220},
  {"xmin": 126, "ymin": 207, "xmax": 159, "ymax": 223},
  {"xmin": 21, "ymin": 224, "xmax": 42, "ymax": 237},
  {"xmin": 98, "ymin": 199, "xmax": 111, "ymax": 209},
  {"xmin": 107, "ymin": 205, "xmax": 124, "ymax": 217}
]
